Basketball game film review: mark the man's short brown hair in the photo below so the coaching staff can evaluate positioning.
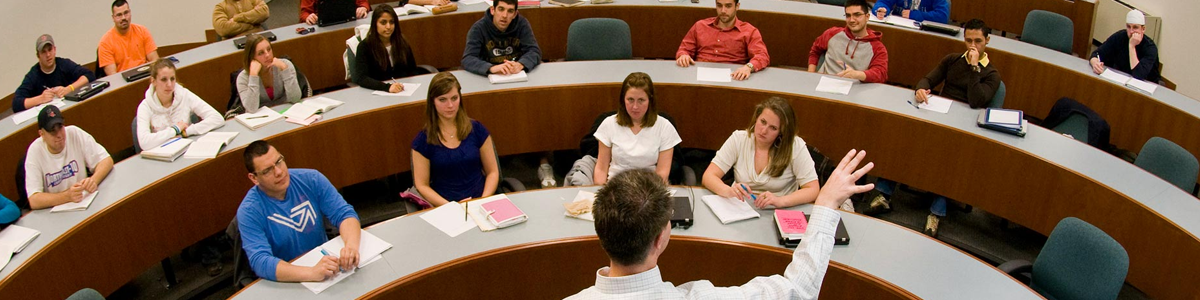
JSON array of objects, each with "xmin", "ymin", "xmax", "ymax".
[{"xmin": 593, "ymin": 169, "xmax": 673, "ymax": 266}]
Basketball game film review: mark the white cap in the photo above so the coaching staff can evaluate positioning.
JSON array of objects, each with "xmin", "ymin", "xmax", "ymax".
[{"xmin": 1126, "ymin": 10, "xmax": 1145, "ymax": 25}]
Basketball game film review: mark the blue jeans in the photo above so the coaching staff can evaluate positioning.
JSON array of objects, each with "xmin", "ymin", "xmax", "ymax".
[{"xmin": 875, "ymin": 179, "xmax": 947, "ymax": 217}]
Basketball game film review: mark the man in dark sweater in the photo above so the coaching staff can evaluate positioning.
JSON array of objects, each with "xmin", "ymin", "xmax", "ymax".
[
  {"xmin": 461, "ymin": 0, "xmax": 542, "ymax": 76},
  {"xmin": 1088, "ymin": 10, "xmax": 1160, "ymax": 83},
  {"xmin": 865, "ymin": 19, "xmax": 1000, "ymax": 237},
  {"xmin": 913, "ymin": 18, "xmax": 1001, "ymax": 109},
  {"xmin": 13, "ymin": 34, "xmax": 94, "ymax": 113}
]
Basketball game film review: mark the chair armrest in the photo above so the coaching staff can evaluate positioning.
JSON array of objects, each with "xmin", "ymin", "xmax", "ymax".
[
  {"xmin": 682, "ymin": 166, "xmax": 697, "ymax": 186},
  {"xmin": 417, "ymin": 64, "xmax": 439, "ymax": 75},
  {"xmin": 501, "ymin": 177, "xmax": 527, "ymax": 192}
]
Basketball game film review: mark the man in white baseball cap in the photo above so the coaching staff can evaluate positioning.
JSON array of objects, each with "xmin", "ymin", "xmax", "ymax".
[{"xmin": 1089, "ymin": 10, "xmax": 1160, "ymax": 82}]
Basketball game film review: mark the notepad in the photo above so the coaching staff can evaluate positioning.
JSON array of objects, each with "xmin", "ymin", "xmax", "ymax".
[
  {"xmin": 986, "ymin": 109, "xmax": 1023, "ymax": 127},
  {"xmin": 816, "ymin": 77, "xmax": 853, "ymax": 95},
  {"xmin": 467, "ymin": 194, "xmax": 528, "ymax": 231},
  {"xmin": 183, "ymin": 132, "xmax": 239, "ymax": 159},
  {"xmin": 0, "ymin": 244, "xmax": 11, "ymax": 270},
  {"xmin": 50, "ymin": 190, "xmax": 98, "ymax": 213},
  {"xmin": 371, "ymin": 83, "xmax": 421, "ymax": 97},
  {"xmin": 141, "ymin": 138, "xmax": 193, "ymax": 162},
  {"xmin": 774, "ymin": 209, "xmax": 809, "ymax": 240},
  {"xmin": 0, "ymin": 225, "xmax": 40, "ymax": 253},
  {"xmin": 700, "ymin": 195, "xmax": 761, "ymax": 224},
  {"xmin": 394, "ymin": 4, "xmax": 431, "ymax": 15},
  {"xmin": 11, "ymin": 100, "xmax": 66, "ymax": 125},
  {"xmin": 283, "ymin": 97, "xmax": 343, "ymax": 120},
  {"xmin": 294, "ymin": 249, "xmax": 356, "ymax": 294},
  {"xmin": 286, "ymin": 114, "xmax": 322, "ymax": 126},
  {"xmin": 488, "ymin": 71, "xmax": 528, "ymax": 84},
  {"xmin": 563, "ymin": 190, "xmax": 596, "ymax": 221},
  {"xmin": 235, "ymin": 107, "xmax": 284, "ymax": 130},
  {"xmin": 1125, "ymin": 78, "xmax": 1159, "ymax": 94},
  {"xmin": 696, "ymin": 67, "xmax": 732, "ymax": 83},
  {"xmin": 913, "ymin": 95, "xmax": 953, "ymax": 114},
  {"xmin": 1099, "ymin": 68, "xmax": 1132, "ymax": 84},
  {"xmin": 293, "ymin": 230, "xmax": 394, "ymax": 294},
  {"xmin": 870, "ymin": 14, "xmax": 920, "ymax": 29},
  {"xmin": 420, "ymin": 202, "xmax": 477, "ymax": 237}
]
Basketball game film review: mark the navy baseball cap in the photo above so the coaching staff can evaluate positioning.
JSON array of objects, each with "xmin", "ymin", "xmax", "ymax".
[{"xmin": 37, "ymin": 105, "xmax": 64, "ymax": 131}]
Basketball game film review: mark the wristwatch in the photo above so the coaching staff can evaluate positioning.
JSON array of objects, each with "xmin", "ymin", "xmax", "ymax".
[{"xmin": 745, "ymin": 63, "xmax": 755, "ymax": 72}]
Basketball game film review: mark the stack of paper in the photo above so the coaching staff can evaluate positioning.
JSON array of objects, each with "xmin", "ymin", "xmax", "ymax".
[
  {"xmin": 700, "ymin": 195, "xmax": 761, "ymax": 224},
  {"xmin": 816, "ymin": 77, "xmax": 854, "ymax": 95},
  {"xmin": 141, "ymin": 138, "xmax": 193, "ymax": 162},
  {"xmin": 50, "ymin": 190, "xmax": 98, "ymax": 212},
  {"xmin": 910, "ymin": 95, "xmax": 953, "ymax": 114},
  {"xmin": 235, "ymin": 108, "xmax": 284, "ymax": 130},
  {"xmin": 488, "ymin": 71, "xmax": 528, "ymax": 84},
  {"xmin": 371, "ymin": 83, "xmax": 421, "ymax": 97},
  {"xmin": 183, "ymin": 132, "xmax": 239, "ymax": 159},
  {"xmin": 420, "ymin": 202, "xmax": 478, "ymax": 237},
  {"xmin": 697, "ymin": 67, "xmax": 732, "ymax": 83},
  {"xmin": 286, "ymin": 114, "xmax": 322, "ymax": 126},
  {"xmin": 11, "ymin": 100, "xmax": 66, "ymax": 125},
  {"xmin": 976, "ymin": 108, "xmax": 1028, "ymax": 137},
  {"xmin": 1099, "ymin": 69, "xmax": 1159, "ymax": 94},
  {"xmin": 0, "ymin": 225, "xmax": 41, "ymax": 253},
  {"xmin": 294, "ymin": 230, "xmax": 393, "ymax": 294}
]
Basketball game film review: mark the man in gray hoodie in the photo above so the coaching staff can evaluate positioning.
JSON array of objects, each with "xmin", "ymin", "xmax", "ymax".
[{"xmin": 461, "ymin": 0, "xmax": 542, "ymax": 76}]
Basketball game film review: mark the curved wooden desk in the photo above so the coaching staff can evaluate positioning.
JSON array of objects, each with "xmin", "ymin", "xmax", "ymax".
[
  {"xmin": 1, "ymin": 1, "xmax": 1197, "ymax": 202},
  {"xmin": 0, "ymin": 60, "xmax": 1193, "ymax": 299},
  {"xmin": 230, "ymin": 186, "xmax": 1035, "ymax": 299}
]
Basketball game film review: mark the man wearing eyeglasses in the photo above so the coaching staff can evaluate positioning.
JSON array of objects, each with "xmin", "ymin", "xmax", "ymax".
[
  {"xmin": 236, "ymin": 140, "xmax": 362, "ymax": 282},
  {"xmin": 807, "ymin": 0, "xmax": 888, "ymax": 83}
]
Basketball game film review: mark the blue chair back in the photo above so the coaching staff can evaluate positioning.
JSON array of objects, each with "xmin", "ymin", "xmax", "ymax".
[
  {"xmin": 988, "ymin": 81, "xmax": 1006, "ymax": 109},
  {"xmin": 566, "ymin": 18, "xmax": 632, "ymax": 61},
  {"xmin": 1135, "ymin": 137, "xmax": 1200, "ymax": 193},
  {"xmin": 1022, "ymin": 10, "xmax": 1074, "ymax": 54},
  {"xmin": 1031, "ymin": 217, "xmax": 1128, "ymax": 300},
  {"xmin": 1052, "ymin": 113, "xmax": 1088, "ymax": 144}
]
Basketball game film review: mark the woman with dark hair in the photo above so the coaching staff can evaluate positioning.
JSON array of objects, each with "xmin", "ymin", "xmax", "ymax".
[
  {"xmin": 352, "ymin": 4, "xmax": 424, "ymax": 93},
  {"xmin": 593, "ymin": 72, "xmax": 682, "ymax": 185},
  {"xmin": 701, "ymin": 97, "xmax": 825, "ymax": 209},
  {"xmin": 410, "ymin": 72, "xmax": 499, "ymax": 206},
  {"xmin": 235, "ymin": 33, "xmax": 302, "ymax": 115}
]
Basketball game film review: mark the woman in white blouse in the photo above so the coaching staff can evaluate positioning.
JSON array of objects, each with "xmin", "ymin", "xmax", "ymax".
[
  {"xmin": 702, "ymin": 97, "xmax": 824, "ymax": 209},
  {"xmin": 135, "ymin": 58, "xmax": 224, "ymax": 150},
  {"xmin": 594, "ymin": 72, "xmax": 682, "ymax": 184}
]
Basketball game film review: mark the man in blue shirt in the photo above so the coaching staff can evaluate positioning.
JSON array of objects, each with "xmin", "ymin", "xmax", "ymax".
[
  {"xmin": 237, "ymin": 140, "xmax": 362, "ymax": 282},
  {"xmin": 13, "ymin": 34, "xmax": 94, "ymax": 113},
  {"xmin": 873, "ymin": 0, "xmax": 950, "ymax": 23}
]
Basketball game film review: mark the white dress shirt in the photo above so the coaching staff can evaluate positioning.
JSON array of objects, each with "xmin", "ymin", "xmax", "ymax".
[{"xmin": 566, "ymin": 206, "xmax": 841, "ymax": 300}]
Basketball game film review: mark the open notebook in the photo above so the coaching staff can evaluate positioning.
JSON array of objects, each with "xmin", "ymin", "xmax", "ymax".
[
  {"xmin": 0, "ymin": 225, "xmax": 40, "ymax": 253},
  {"xmin": 50, "ymin": 190, "xmax": 99, "ymax": 213},
  {"xmin": 141, "ymin": 138, "xmax": 193, "ymax": 162},
  {"xmin": 235, "ymin": 108, "xmax": 284, "ymax": 130},
  {"xmin": 294, "ymin": 230, "xmax": 393, "ymax": 294},
  {"xmin": 700, "ymin": 195, "xmax": 761, "ymax": 224},
  {"xmin": 183, "ymin": 132, "xmax": 240, "ymax": 159},
  {"xmin": 282, "ymin": 97, "xmax": 344, "ymax": 121}
]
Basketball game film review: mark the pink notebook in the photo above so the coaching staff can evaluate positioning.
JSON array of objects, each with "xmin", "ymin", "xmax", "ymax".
[
  {"xmin": 481, "ymin": 197, "xmax": 527, "ymax": 228},
  {"xmin": 774, "ymin": 210, "xmax": 809, "ymax": 239}
]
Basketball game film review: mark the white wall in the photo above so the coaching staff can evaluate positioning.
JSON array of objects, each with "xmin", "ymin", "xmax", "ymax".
[
  {"xmin": 0, "ymin": 0, "xmax": 213, "ymax": 97},
  {"xmin": 1115, "ymin": 0, "xmax": 1199, "ymax": 99}
]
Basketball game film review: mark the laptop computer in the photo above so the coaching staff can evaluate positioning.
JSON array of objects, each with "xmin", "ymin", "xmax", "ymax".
[
  {"xmin": 670, "ymin": 196, "xmax": 693, "ymax": 229},
  {"xmin": 233, "ymin": 31, "xmax": 277, "ymax": 49},
  {"xmin": 121, "ymin": 56, "xmax": 179, "ymax": 82},
  {"xmin": 316, "ymin": 0, "xmax": 357, "ymax": 27},
  {"xmin": 64, "ymin": 81, "xmax": 110, "ymax": 101},
  {"xmin": 776, "ymin": 213, "xmax": 851, "ymax": 247}
]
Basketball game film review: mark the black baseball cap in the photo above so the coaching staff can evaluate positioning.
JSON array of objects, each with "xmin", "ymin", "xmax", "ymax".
[{"xmin": 38, "ymin": 105, "xmax": 64, "ymax": 131}]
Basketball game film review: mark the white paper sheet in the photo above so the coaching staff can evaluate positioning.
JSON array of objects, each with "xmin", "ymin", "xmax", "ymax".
[
  {"xmin": 815, "ymin": 77, "xmax": 853, "ymax": 95},
  {"xmin": 696, "ymin": 67, "xmax": 732, "ymax": 83},
  {"xmin": 700, "ymin": 195, "xmax": 761, "ymax": 224},
  {"xmin": 419, "ymin": 202, "xmax": 477, "ymax": 237},
  {"xmin": 371, "ymin": 83, "xmax": 421, "ymax": 97}
]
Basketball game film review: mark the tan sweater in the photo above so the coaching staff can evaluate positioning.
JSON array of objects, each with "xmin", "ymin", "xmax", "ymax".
[{"xmin": 213, "ymin": 0, "xmax": 270, "ymax": 39}]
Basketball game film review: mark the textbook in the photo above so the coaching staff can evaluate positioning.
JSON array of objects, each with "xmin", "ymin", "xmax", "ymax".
[
  {"xmin": 488, "ymin": 71, "xmax": 528, "ymax": 84},
  {"xmin": 774, "ymin": 210, "xmax": 851, "ymax": 247},
  {"xmin": 50, "ymin": 190, "xmax": 98, "ymax": 213},
  {"xmin": 700, "ymin": 195, "xmax": 760, "ymax": 224},
  {"xmin": 550, "ymin": 0, "xmax": 585, "ymax": 7},
  {"xmin": 517, "ymin": 0, "xmax": 541, "ymax": 9},
  {"xmin": 394, "ymin": 4, "xmax": 431, "ymax": 15},
  {"xmin": 0, "ymin": 225, "xmax": 40, "ymax": 253},
  {"xmin": 141, "ymin": 138, "xmax": 193, "ymax": 162},
  {"xmin": 183, "ymin": 132, "xmax": 239, "ymax": 159},
  {"xmin": 235, "ymin": 107, "xmax": 284, "ymax": 130},
  {"xmin": 468, "ymin": 194, "xmax": 528, "ymax": 231},
  {"xmin": 977, "ymin": 108, "xmax": 1028, "ymax": 137},
  {"xmin": 1099, "ymin": 69, "xmax": 1159, "ymax": 94},
  {"xmin": 294, "ymin": 230, "xmax": 393, "ymax": 294}
]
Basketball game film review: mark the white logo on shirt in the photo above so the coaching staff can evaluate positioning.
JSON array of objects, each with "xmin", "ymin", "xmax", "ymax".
[{"xmin": 268, "ymin": 200, "xmax": 317, "ymax": 232}]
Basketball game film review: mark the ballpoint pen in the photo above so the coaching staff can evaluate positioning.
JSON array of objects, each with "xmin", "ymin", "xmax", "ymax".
[
  {"xmin": 319, "ymin": 249, "xmax": 344, "ymax": 272},
  {"xmin": 739, "ymin": 184, "xmax": 757, "ymax": 201}
]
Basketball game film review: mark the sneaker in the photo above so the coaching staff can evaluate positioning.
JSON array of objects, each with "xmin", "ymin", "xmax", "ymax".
[
  {"xmin": 861, "ymin": 194, "xmax": 892, "ymax": 216},
  {"xmin": 206, "ymin": 263, "xmax": 223, "ymax": 277},
  {"xmin": 538, "ymin": 163, "xmax": 557, "ymax": 188},
  {"xmin": 924, "ymin": 214, "xmax": 941, "ymax": 237}
]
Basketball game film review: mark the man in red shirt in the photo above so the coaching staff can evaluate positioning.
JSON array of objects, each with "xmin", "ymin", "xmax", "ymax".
[{"xmin": 675, "ymin": 0, "xmax": 770, "ymax": 81}]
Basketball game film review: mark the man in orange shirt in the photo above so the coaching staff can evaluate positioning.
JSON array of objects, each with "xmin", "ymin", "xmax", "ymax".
[
  {"xmin": 99, "ymin": 0, "xmax": 160, "ymax": 75},
  {"xmin": 300, "ymin": 0, "xmax": 369, "ymax": 25}
]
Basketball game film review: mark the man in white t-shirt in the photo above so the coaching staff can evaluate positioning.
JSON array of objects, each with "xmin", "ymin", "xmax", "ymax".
[{"xmin": 24, "ymin": 106, "xmax": 113, "ymax": 210}]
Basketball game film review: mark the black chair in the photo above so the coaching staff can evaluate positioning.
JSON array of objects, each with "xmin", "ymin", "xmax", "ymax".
[
  {"xmin": 14, "ymin": 153, "xmax": 30, "ymax": 211},
  {"xmin": 226, "ymin": 218, "xmax": 258, "ymax": 288},
  {"xmin": 94, "ymin": 48, "xmax": 107, "ymax": 79}
]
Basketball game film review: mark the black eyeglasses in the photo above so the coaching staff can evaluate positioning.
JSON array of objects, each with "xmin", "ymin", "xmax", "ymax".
[{"xmin": 254, "ymin": 155, "xmax": 286, "ymax": 177}]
